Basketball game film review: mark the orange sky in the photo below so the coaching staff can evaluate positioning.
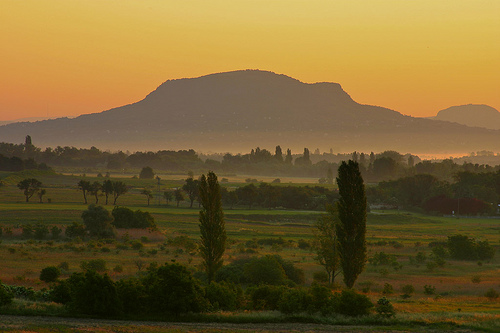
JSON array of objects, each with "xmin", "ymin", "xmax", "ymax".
[{"xmin": 1, "ymin": 0, "xmax": 499, "ymax": 121}]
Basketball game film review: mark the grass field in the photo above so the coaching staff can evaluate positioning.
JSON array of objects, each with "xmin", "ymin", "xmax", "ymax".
[{"xmin": 0, "ymin": 170, "xmax": 499, "ymax": 331}]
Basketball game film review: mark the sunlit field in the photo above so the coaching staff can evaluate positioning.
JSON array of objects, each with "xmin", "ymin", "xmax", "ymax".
[{"xmin": 0, "ymin": 170, "xmax": 498, "ymax": 331}]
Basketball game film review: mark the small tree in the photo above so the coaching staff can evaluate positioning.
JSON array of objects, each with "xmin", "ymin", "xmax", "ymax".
[
  {"xmin": 183, "ymin": 177, "xmax": 199, "ymax": 208},
  {"xmin": 174, "ymin": 189, "xmax": 184, "ymax": 207},
  {"xmin": 199, "ymin": 171, "xmax": 226, "ymax": 283},
  {"xmin": 37, "ymin": 188, "xmax": 46, "ymax": 203},
  {"xmin": 112, "ymin": 181, "xmax": 128, "ymax": 205},
  {"xmin": 89, "ymin": 181, "xmax": 101, "ymax": 204},
  {"xmin": 163, "ymin": 190, "xmax": 173, "ymax": 206},
  {"xmin": 81, "ymin": 204, "xmax": 115, "ymax": 238},
  {"xmin": 140, "ymin": 189, "xmax": 153, "ymax": 206},
  {"xmin": 139, "ymin": 166, "xmax": 155, "ymax": 179},
  {"xmin": 17, "ymin": 178, "xmax": 42, "ymax": 202},
  {"xmin": 313, "ymin": 204, "xmax": 339, "ymax": 284},
  {"xmin": 336, "ymin": 160, "xmax": 367, "ymax": 288},
  {"xmin": 102, "ymin": 180, "xmax": 113, "ymax": 205},
  {"xmin": 40, "ymin": 266, "xmax": 61, "ymax": 283},
  {"xmin": 77, "ymin": 180, "xmax": 91, "ymax": 204}
]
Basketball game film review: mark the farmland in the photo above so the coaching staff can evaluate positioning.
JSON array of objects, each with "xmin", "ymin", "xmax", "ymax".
[{"xmin": 0, "ymin": 169, "xmax": 499, "ymax": 332}]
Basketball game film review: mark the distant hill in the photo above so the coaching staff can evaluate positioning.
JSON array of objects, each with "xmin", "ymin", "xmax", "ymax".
[
  {"xmin": 1, "ymin": 70, "xmax": 499, "ymax": 154},
  {"xmin": 0, "ymin": 116, "xmax": 58, "ymax": 126},
  {"xmin": 431, "ymin": 104, "xmax": 500, "ymax": 130}
]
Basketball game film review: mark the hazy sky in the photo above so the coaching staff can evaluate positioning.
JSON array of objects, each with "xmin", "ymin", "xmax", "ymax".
[{"xmin": 1, "ymin": 0, "xmax": 499, "ymax": 121}]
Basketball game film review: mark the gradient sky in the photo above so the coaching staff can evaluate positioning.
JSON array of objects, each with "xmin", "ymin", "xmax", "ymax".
[{"xmin": 1, "ymin": 0, "xmax": 499, "ymax": 121}]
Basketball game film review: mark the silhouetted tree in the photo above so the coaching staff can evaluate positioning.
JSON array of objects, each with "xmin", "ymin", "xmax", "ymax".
[
  {"xmin": 38, "ymin": 188, "xmax": 46, "ymax": 203},
  {"xmin": 141, "ymin": 188, "xmax": 153, "ymax": 206},
  {"xmin": 174, "ymin": 188, "xmax": 184, "ymax": 207},
  {"xmin": 102, "ymin": 180, "xmax": 113, "ymax": 205},
  {"xmin": 17, "ymin": 178, "xmax": 42, "ymax": 202},
  {"xmin": 336, "ymin": 160, "xmax": 367, "ymax": 288},
  {"xmin": 285, "ymin": 149, "xmax": 293, "ymax": 164},
  {"xmin": 77, "ymin": 180, "xmax": 91, "ymax": 204},
  {"xmin": 112, "ymin": 181, "xmax": 128, "ymax": 205},
  {"xmin": 163, "ymin": 190, "xmax": 173, "ymax": 206},
  {"xmin": 183, "ymin": 177, "xmax": 199, "ymax": 208},
  {"xmin": 199, "ymin": 172, "xmax": 226, "ymax": 283},
  {"xmin": 275, "ymin": 145, "xmax": 283, "ymax": 162},
  {"xmin": 81, "ymin": 204, "xmax": 115, "ymax": 238},
  {"xmin": 313, "ymin": 204, "xmax": 339, "ymax": 284},
  {"xmin": 89, "ymin": 181, "xmax": 101, "ymax": 204},
  {"xmin": 139, "ymin": 166, "xmax": 155, "ymax": 179}
]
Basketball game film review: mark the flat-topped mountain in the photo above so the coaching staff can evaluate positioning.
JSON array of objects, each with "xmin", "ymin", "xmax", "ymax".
[
  {"xmin": 1, "ymin": 70, "xmax": 499, "ymax": 154},
  {"xmin": 432, "ymin": 104, "xmax": 500, "ymax": 130}
]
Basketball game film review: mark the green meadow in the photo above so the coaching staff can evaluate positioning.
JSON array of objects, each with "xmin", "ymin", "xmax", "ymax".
[{"xmin": 0, "ymin": 170, "xmax": 498, "ymax": 331}]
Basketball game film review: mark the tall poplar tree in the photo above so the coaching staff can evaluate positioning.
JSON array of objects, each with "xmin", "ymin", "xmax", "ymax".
[
  {"xmin": 199, "ymin": 171, "xmax": 226, "ymax": 283},
  {"xmin": 336, "ymin": 160, "xmax": 367, "ymax": 288}
]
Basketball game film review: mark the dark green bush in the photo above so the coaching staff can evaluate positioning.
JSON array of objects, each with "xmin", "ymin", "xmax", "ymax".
[
  {"xmin": 448, "ymin": 234, "xmax": 495, "ymax": 260},
  {"xmin": 309, "ymin": 284, "xmax": 336, "ymax": 315},
  {"xmin": 244, "ymin": 256, "xmax": 287, "ymax": 285},
  {"xmin": 423, "ymin": 285, "xmax": 436, "ymax": 295},
  {"xmin": 142, "ymin": 263, "xmax": 208, "ymax": 315},
  {"xmin": 485, "ymin": 288, "xmax": 499, "ymax": 300},
  {"xmin": 279, "ymin": 287, "xmax": 311, "ymax": 314},
  {"xmin": 382, "ymin": 283, "xmax": 394, "ymax": 295},
  {"xmin": 116, "ymin": 277, "xmax": 146, "ymax": 315},
  {"xmin": 65, "ymin": 222, "xmax": 86, "ymax": 238},
  {"xmin": 40, "ymin": 266, "xmax": 61, "ymax": 283},
  {"xmin": 376, "ymin": 297, "xmax": 395, "ymax": 318},
  {"xmin": 401, "ymin": 284, "xmax": 415, "ymax": 298},
  {"xmin": 205, "ymin": 281, "xmax": 242, "ymax": 311},
  {"xmin": 112, "ymin": 207, "xmax": 157, "ymax": 230},
  {"xmin": 334, "ymin": 289, "xmax": 373, "ymax": 316},
  {"xmin": 247, "ymin": 284, "xmax": 287, "ymax": 310},
  {"xmin": 80, "ymin": 259, "xmax": 107, "ymax": 272},
  {"xmin": 0, "ymin": 281, "xmax": 13, "ymax": 306},
  {"xmin": 68, "ymin": 271, "xmax": 121, "ymax": 316}
]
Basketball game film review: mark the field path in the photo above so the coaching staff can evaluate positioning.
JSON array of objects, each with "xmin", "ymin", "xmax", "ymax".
[{"xmin": 0, "ymin": 315, "xmax": 477, "ymax": 332}]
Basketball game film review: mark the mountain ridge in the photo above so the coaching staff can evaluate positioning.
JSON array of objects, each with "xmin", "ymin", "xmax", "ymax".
[{"xmin": 0, "ymin": 70, "xmax": 499, "ymax": 154}]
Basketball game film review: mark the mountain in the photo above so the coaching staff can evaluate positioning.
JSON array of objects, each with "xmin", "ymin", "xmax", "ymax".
[
  {"xmin": 0, "ymin": 116, "xmax": 59, "ymax": 126},
  {"xmin": 432, "ymin": 104, "xmax": 500, "ymax": 130},
  {"xmin": 1, "ymin": 70, "xmax": 499, "ymax": 154}
]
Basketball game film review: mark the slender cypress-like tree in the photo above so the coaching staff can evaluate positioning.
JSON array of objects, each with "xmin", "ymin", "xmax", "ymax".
[
  {"xmin": 199, "ymin": 171, "xmax": 226, "ymax": 283},
  {"xmin": 336, "ymin": 160, "xmax": 367, "ymax": 288}
]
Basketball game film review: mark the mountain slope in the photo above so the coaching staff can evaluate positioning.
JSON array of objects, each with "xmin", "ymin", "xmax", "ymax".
[
  {"xmin": 1, "ymin": 70, "xmax": 499, "ymax": 154},
  {"xmin": 432, "ymin": 104, "xmax": 500, "ymax": 130}
]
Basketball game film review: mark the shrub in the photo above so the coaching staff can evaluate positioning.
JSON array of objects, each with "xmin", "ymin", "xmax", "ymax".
[
  {"xmin": 448, "ymin": 234, "xmax": 495, "ymax": 261},
  {"xmin": 247, "ymin": 284, "xmax": 287, "ymax": 311},
  {"xmin": 112, "ymin": 207, "xmax": 157, "ymax": 230},
  {"xmin": 382, "ymin": 283, "xmax": 394, "ymax": 295},
  {"xmin": 401, "ymin": 284, "xmax": 415, "ymax": 298},
  {"xmin": 40, "ymin": 266, "xmax": 61, "ymax": 283},
  {"xmin": 309, "ymin": 284, "xmax": 336, "ymax": 315},
  {"xmin": 376, "ymin": 297, "xmax": 395, "ymax": 318},
  {"xmin": 113, "ymin": 265, "xmax": 123, "ymax": 273},
  {"xmin": 369, "ymin": 252, "xmax": 396, "ymax": 266},
  {"xmin": 22, "ymin": 224, "xmax": 34, "ymax": 239},
  {"xmin": 279, "ymin": 288, "xmax": 311, "ymax": 314},
  {"xmin": 68, "ymin": 271, "xmax": 121, "ymax": 316},
  {"xmin": 139, "ymin": 166, "xmax": 154, "ymax": 179},
  {"xmin": 0, "ymin": 281, "xmax": 13, "ymax": 306},
  {"xmin": 131, "ymin": 240, "xmax": 144, "ymax": 250},
  {"xmin": 485, "ymin": 288, "xmax": 499, "ymax": 300},
  {"xmin": 423, "ymin": 285, "xmax": 436, "ymax": 295},
  {"xmin": 471, "ymin": 275, "xmax": 481, "ymax": 284},
  {"xmin": 80, "ymin": 259, "xmax": 107, "ymax": 272},
  {"xmin": 244, "ymin": 256, "xmax": 287, "ymax": 285},
  {"xmin": 334, "ymin": 289, "xmax": 373, "ymax": 316},
  {"xmin": 205, "ymin": 281, "xmax": 242, "ymax": 311},
  {"xmin": 34, "ymin": 223, "xmax": 49, "ymax": 240},
  {"xmin": 142, "ymin": 263, "xmax": 208, "ymax": 315},
  {"xmin": 81, "ymin": 204, "xmax": 115, "ymax": 238},
  {"xmin": 65, "ymin": 222, "xmax": 86, "ymax": 238},
  {"xmin": 116, "ymin": 277, "xmax": 146, "ymax": 315},
  {"xmin": 58, "ymin": 262, "xmax": 70, "ymax": 272},
  {"xmin": 297, "ymin": 239, "xmax": 310, "ymax": 250},
  {"xmin": 51, "ymin": 226, "xmax": 62, "ymax": 239}
]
